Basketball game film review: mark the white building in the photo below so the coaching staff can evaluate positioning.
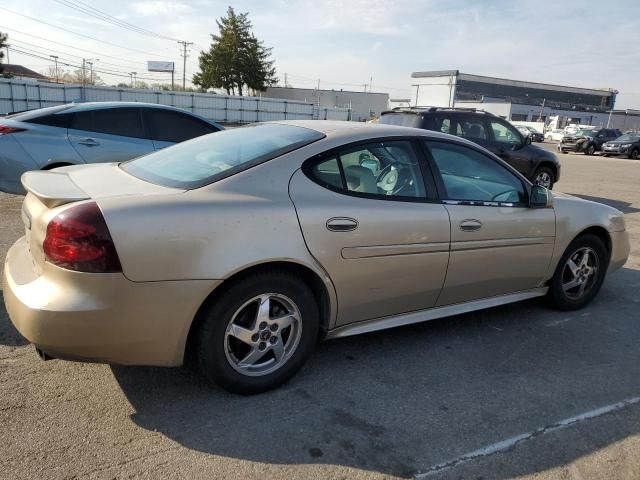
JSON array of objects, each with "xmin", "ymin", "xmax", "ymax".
[
  {"xmin": 410, "ymin": 70, "xmax": 622, "ymax": 128},
  {"xmin": 264, "ymin": 86, "xmax": 389, "ymax": 122}
]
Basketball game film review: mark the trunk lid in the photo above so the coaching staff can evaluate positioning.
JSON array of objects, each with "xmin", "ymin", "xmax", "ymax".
[{"xmin": 20, "ymin": 163, "xmax": 183, "ymax": 273}]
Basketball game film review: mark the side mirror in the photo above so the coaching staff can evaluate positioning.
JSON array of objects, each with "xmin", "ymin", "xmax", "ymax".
[{"xmin": 530, "ymin": 185, "xmax": 553, "ymax": 208}]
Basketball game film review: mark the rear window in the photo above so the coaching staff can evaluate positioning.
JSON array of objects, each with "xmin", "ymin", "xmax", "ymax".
[
  {"xmin": 7, "ymin": 105, "xmax": 72, "ymax": 121},
  {"xmin": 121, "ymin": 123, "xmax": 325, "ymax": 189},
  {"xmin": 379, "ymin": 113, "xmax": 423, "ymax": 128}
]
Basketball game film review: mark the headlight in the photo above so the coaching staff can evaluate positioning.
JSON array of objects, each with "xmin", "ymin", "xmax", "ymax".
[{"xmin": 621, "ymin": 143, "xmax": 632, "ymax": 148}]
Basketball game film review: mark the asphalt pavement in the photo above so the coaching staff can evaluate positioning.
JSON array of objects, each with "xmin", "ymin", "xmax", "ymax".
[{"xmin": 1, "ymin": 145, "xmax": 639, "ymax": 479}]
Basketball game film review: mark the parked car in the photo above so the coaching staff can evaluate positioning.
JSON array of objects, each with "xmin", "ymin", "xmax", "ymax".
[
  {"xmin": 378, "ymin": 107, "xmax": 561, "ymax": 189},
  {"xmin": 3, "ymin": 121, "xmax": 629, "ymax": 394},
  {"xmin": 0, "ymin": 102, "xmax": 223, "ymax": 194},
  {"xmin": 559, "ymin": 128, "xmax": 622, "ymax": 155},
  {"xmin": 601, "ymin": 133, "xmax": 640, "ymax": 159},
  {"xmin": 518, "ymin": 126, "xmax": 544, "ymax": 142},
  {"xmin": 545, "ymin": 129, "xmax": 565, "ymax": 142}
]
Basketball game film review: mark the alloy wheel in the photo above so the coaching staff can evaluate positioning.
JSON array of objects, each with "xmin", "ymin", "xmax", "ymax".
[
  {"xmin": 535, "ymin": 170, "xmax": 552, "ymax": 189},
  {"xmin": 561, "ymin": 247, "xmax": 599, "ymax": 300},
  {"xmin": 224, "ymin": 293, "xmax": 302, "ymax": 377}
]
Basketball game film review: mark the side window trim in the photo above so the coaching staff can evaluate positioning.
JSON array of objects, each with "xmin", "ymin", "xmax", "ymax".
[
  {"xmin": 301, "ymin": 136, "xmax": 438, "ymax": 203},
  {"xmin": 422, "ymin": 138, "xmax": 530, "ymax": 208}
]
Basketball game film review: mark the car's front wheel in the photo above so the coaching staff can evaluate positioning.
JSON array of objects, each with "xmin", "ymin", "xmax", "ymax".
[
  {"xmin": 196, "ymin": 272, "xmax": 319, "ymax": 394},
  {"xmin": 533, "ymin": 166, "xmax": 555, "ymax": 190},
  {"xmin": 585, "ymin": 144, "xmax": 596, "ymax": 155},
  {"xmin": 628, "ymin": 148, "xmax": 639, "ymax": 160},
  {"xmin": 547, "ymin": 234, "xmax": 608, "ymax": 311}
]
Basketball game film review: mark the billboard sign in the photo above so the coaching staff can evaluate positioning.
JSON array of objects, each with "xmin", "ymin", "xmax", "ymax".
[{"xmin": 147, "ymin": 61, "xmax": 175, "ymax": 73}]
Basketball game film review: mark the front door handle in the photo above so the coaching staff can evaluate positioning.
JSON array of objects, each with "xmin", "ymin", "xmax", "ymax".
[
  {"xmin": 459, "ymin": 219, "xmax": 482, "ymax": 232},
  {"xmin": 78, "ymin": 138, "xmax": 99, "ymax": 146},
  {"xmin": 326, "ymin": 217, "xmax": 358, "ymax": 232}
]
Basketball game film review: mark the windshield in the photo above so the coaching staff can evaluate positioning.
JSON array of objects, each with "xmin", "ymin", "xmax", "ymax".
[
  {"xmin": 615, "ymin": 134, "xmax": 639, "ymax": 142},
  {"xmin": 577, "ymin": 129, "xmax": 596, "ymax": 136},
  {"xmin": 121, "ymin": 123, "xmax": 325, "ymax": 189},
  {"xmin": 378, "ymin": 113, "xmax": 422, "ymax": 127}
]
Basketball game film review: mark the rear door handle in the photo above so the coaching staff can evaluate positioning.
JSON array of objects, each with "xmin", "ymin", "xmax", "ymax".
[
  {"xmin": 459, "ymin": 219, "xmax": 482, "ymax": 232},
  {"xmin": 78, "ymin": 138, "xmax": 99, "ymax": 146},
  {"xmin": 326, "ymin": 217, "xmax": 358, "ymax": 232}
]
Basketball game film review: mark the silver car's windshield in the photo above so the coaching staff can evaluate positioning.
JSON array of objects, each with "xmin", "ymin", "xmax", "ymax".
[{"xmin": 121, "ymin": 123, "xmax": 325, "ymax": 189}]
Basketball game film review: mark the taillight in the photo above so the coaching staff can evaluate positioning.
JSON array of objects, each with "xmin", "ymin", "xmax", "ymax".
[
  {"xmin": 43, "ymin": 202, "xmax": 122, "ymax": 273},
  {"xmin": 0, "ymin": 125, "xmax": 26, "ymax": 135}
]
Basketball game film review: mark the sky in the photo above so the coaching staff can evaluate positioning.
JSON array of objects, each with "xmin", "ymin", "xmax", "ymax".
[{"xmin": 1, "ymin": 0, "xmax": 639, "ymax": 108}]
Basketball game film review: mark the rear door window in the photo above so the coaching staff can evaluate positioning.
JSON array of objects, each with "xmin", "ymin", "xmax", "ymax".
[
  {"xmin": 70, "ymin": 108, "xmax": 145, "ymax": 138},
  {"xmin": 146, "ymin": 109, "xmax": 218, "ymax": 143},
  {"xmin": 457, "ymin": 115, "xmax": 488, "ymax": 141}
]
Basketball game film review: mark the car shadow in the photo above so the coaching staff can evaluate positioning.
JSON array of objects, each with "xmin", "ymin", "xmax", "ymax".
[
  {"xmin": 566, "ymin": 193, "xmax": 640, "ymax": 214},
  {"xmin": 0, "ymin": 291, "xmax": 29, "ymax": 347},
  {"xmin": 111, "ymin": 266, "xmax": 640, "ymax": 478}
]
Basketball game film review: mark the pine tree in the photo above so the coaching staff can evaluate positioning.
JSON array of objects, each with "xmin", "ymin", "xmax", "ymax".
[
  {"xmin": 193, "ymin": 7, "xmax": 278, "ymax": 95},
  {"xmin": 0, "ymin": 31, "xmax": 8, "ymax": 74}
]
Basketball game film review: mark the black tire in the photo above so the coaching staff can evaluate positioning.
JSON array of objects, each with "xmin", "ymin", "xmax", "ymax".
[
  {"xmin": 196, "ymin": 272, "xmax": 319, "ymax": 394},
  {"xmin": 602, "ymin": 154, "xmax": 609, "ymax": 157},
  {"xmin": 532, "ymin": 165, "xmax": 555, "ymax": 190},
  {"xmin": 629, "ymin": 148, "xmax": 639, "ymax": 160},
  {"xmin": 547, "ymin": 234, "xmax": 609, "ymax": 311},
  {"xmin": 585, "ymin": 144, "xmax": 595, "ymax": 155}
]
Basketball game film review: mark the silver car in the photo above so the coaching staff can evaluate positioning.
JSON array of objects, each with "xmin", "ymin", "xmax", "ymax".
[
  {"xmin": 3, "ymin": 121, "xmax": 630, "ymax": 394},
  {"xmin": 0, "ymin": 102, "xmax": 223, "ymax": 194}
]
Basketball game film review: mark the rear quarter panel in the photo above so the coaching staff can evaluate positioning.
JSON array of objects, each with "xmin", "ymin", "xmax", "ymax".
[{"xmin": 12, "ymin": 122, "xmax": 84, "ymax": 168}]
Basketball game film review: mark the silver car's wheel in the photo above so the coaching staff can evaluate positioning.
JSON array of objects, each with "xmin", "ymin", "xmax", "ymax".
[
  {"xmin": 561, "ymin": 247, "xmax": 599, "ymax": 300},
  {"xmin": 224, "ymin": 293, "xmax": 302, "ymax": 377}
]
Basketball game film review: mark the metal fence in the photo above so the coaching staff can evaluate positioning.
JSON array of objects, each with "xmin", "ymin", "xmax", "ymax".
[{"xmin": 0, "ymin": 79, "xmax": 351, "ymax": 122}]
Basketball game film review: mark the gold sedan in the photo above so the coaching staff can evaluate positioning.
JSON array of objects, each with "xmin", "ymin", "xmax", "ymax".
[{"xmin": 3, "ymin": 121, "xmax": 630, "ymax": 394}]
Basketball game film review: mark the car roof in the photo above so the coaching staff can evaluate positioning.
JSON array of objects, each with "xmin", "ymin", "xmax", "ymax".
[
  {"xmin": 63, "ymin": 102, "xmax": 195, "ymax": 113},
  {"xmin": 269, "ymin": 120, "xmax": 485, "ymax": 148}
]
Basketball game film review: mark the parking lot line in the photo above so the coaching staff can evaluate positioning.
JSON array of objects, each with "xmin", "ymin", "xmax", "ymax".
[{"xmin": 414, "ymin": 396, "xmax": 640, "ymax": 478}]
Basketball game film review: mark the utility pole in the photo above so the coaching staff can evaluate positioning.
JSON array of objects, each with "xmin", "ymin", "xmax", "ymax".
[
  {"xmin": 178, "ymin": 40, "xmax": 193, "ymax": 89},
  {"xmin": 284, "ymin": 72, "xmax": 288, "ymax": 88},
  {"xmin": 133, "ymin": 72, "xmax": 137, "ymax": 88},
  {"xmin": 87, "ymin": 61, "xmax": 94, "ymax": 85},
  {"xmin": 82, "ymin": 58, "xmax": 86, "ymax": 87},
  {"xmin": 129, "ymin": 72, "xmax": 134, "ymax": 88},
  {"xmin": 4, "ymin": 44, "xmax": 9, "ymax": 64},
  {"xmin": 50, "ymin": 55, "xmax": 59, "ymax": 82}
]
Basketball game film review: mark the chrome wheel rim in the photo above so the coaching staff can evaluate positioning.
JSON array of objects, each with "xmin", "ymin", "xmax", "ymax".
[
  {"xmin": 562, "ymin": 247, "xmax": 599, "ymax": 300},
  {"xmin": 535, "ymin": 171, "xmax": 552, "ymax": 188},
  {"xmin": 224, "ymin": 293, "xmax": 302, "ymax": 377}
]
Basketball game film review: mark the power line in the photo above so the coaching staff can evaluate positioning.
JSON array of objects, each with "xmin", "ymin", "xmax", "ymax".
[
  {"xmin": 0, "ymin": 25, "xmax": 160, "ymax": 67},
  {"xmin": 51, "ymin": 0, "xmax": 182, "ymax": 42},
  {"xmin": 0, "ymin": 6, "xmax": 172, "ymax": 57},
  {"xmin": 8, "ymin": 46, "xmax": 178, "ymax": 83}
]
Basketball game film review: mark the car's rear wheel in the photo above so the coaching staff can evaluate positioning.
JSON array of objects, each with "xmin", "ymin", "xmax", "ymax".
[
  {"xmin": 533, "ymin": 166, "xmax": 554, "ymax": 190},
  {"xmin": 629, "ymin": 148, "xmax": 639, "ymax": 160},
  {"xmin": 585, "ymin": 144, "xmax": 596, "ymax": 155},
  {"xmin": 547, "ymin": 234, "xmax": 608, "ymax": 311},
  {"xmin": 196, "ymin": 272, "xmax": 319, "ymax": 394}
]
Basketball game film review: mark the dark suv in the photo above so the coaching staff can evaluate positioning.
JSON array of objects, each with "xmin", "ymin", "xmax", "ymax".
[
  {"xmin": 379, "ymin": 107, "xmax": 561, "ymax": 189},
  {"xmin": 559, "ymin": 128, "xmax": 622, "ymax": 155}
]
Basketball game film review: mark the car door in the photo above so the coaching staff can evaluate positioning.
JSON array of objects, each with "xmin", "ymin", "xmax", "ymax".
[
  {"xmin": 289, "ymin": 138, "xmax": 451, "ymax": 326},
  {"xmin": 67, "ymin": 108, "xmax": 154, "ymax": 164},
  {"xmin": 144, "ymin": 108, "xmax": 220, "ymax": 150},
  {"xmin": 423, "ymin": 139, "xmax": 555, "ymax": 306},
  {"xmin": 485, "ymin": 117, "xmax": 532, "ymax": 176}
]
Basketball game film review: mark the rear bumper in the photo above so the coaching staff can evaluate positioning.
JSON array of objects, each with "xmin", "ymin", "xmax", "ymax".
[
  {"xmin": 0, "ymin": 136, "xmax": 35, "ymax": 194},
  {"xmin": 3, "ymin": 236, "xmax": 219, "ymax": 366}
]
